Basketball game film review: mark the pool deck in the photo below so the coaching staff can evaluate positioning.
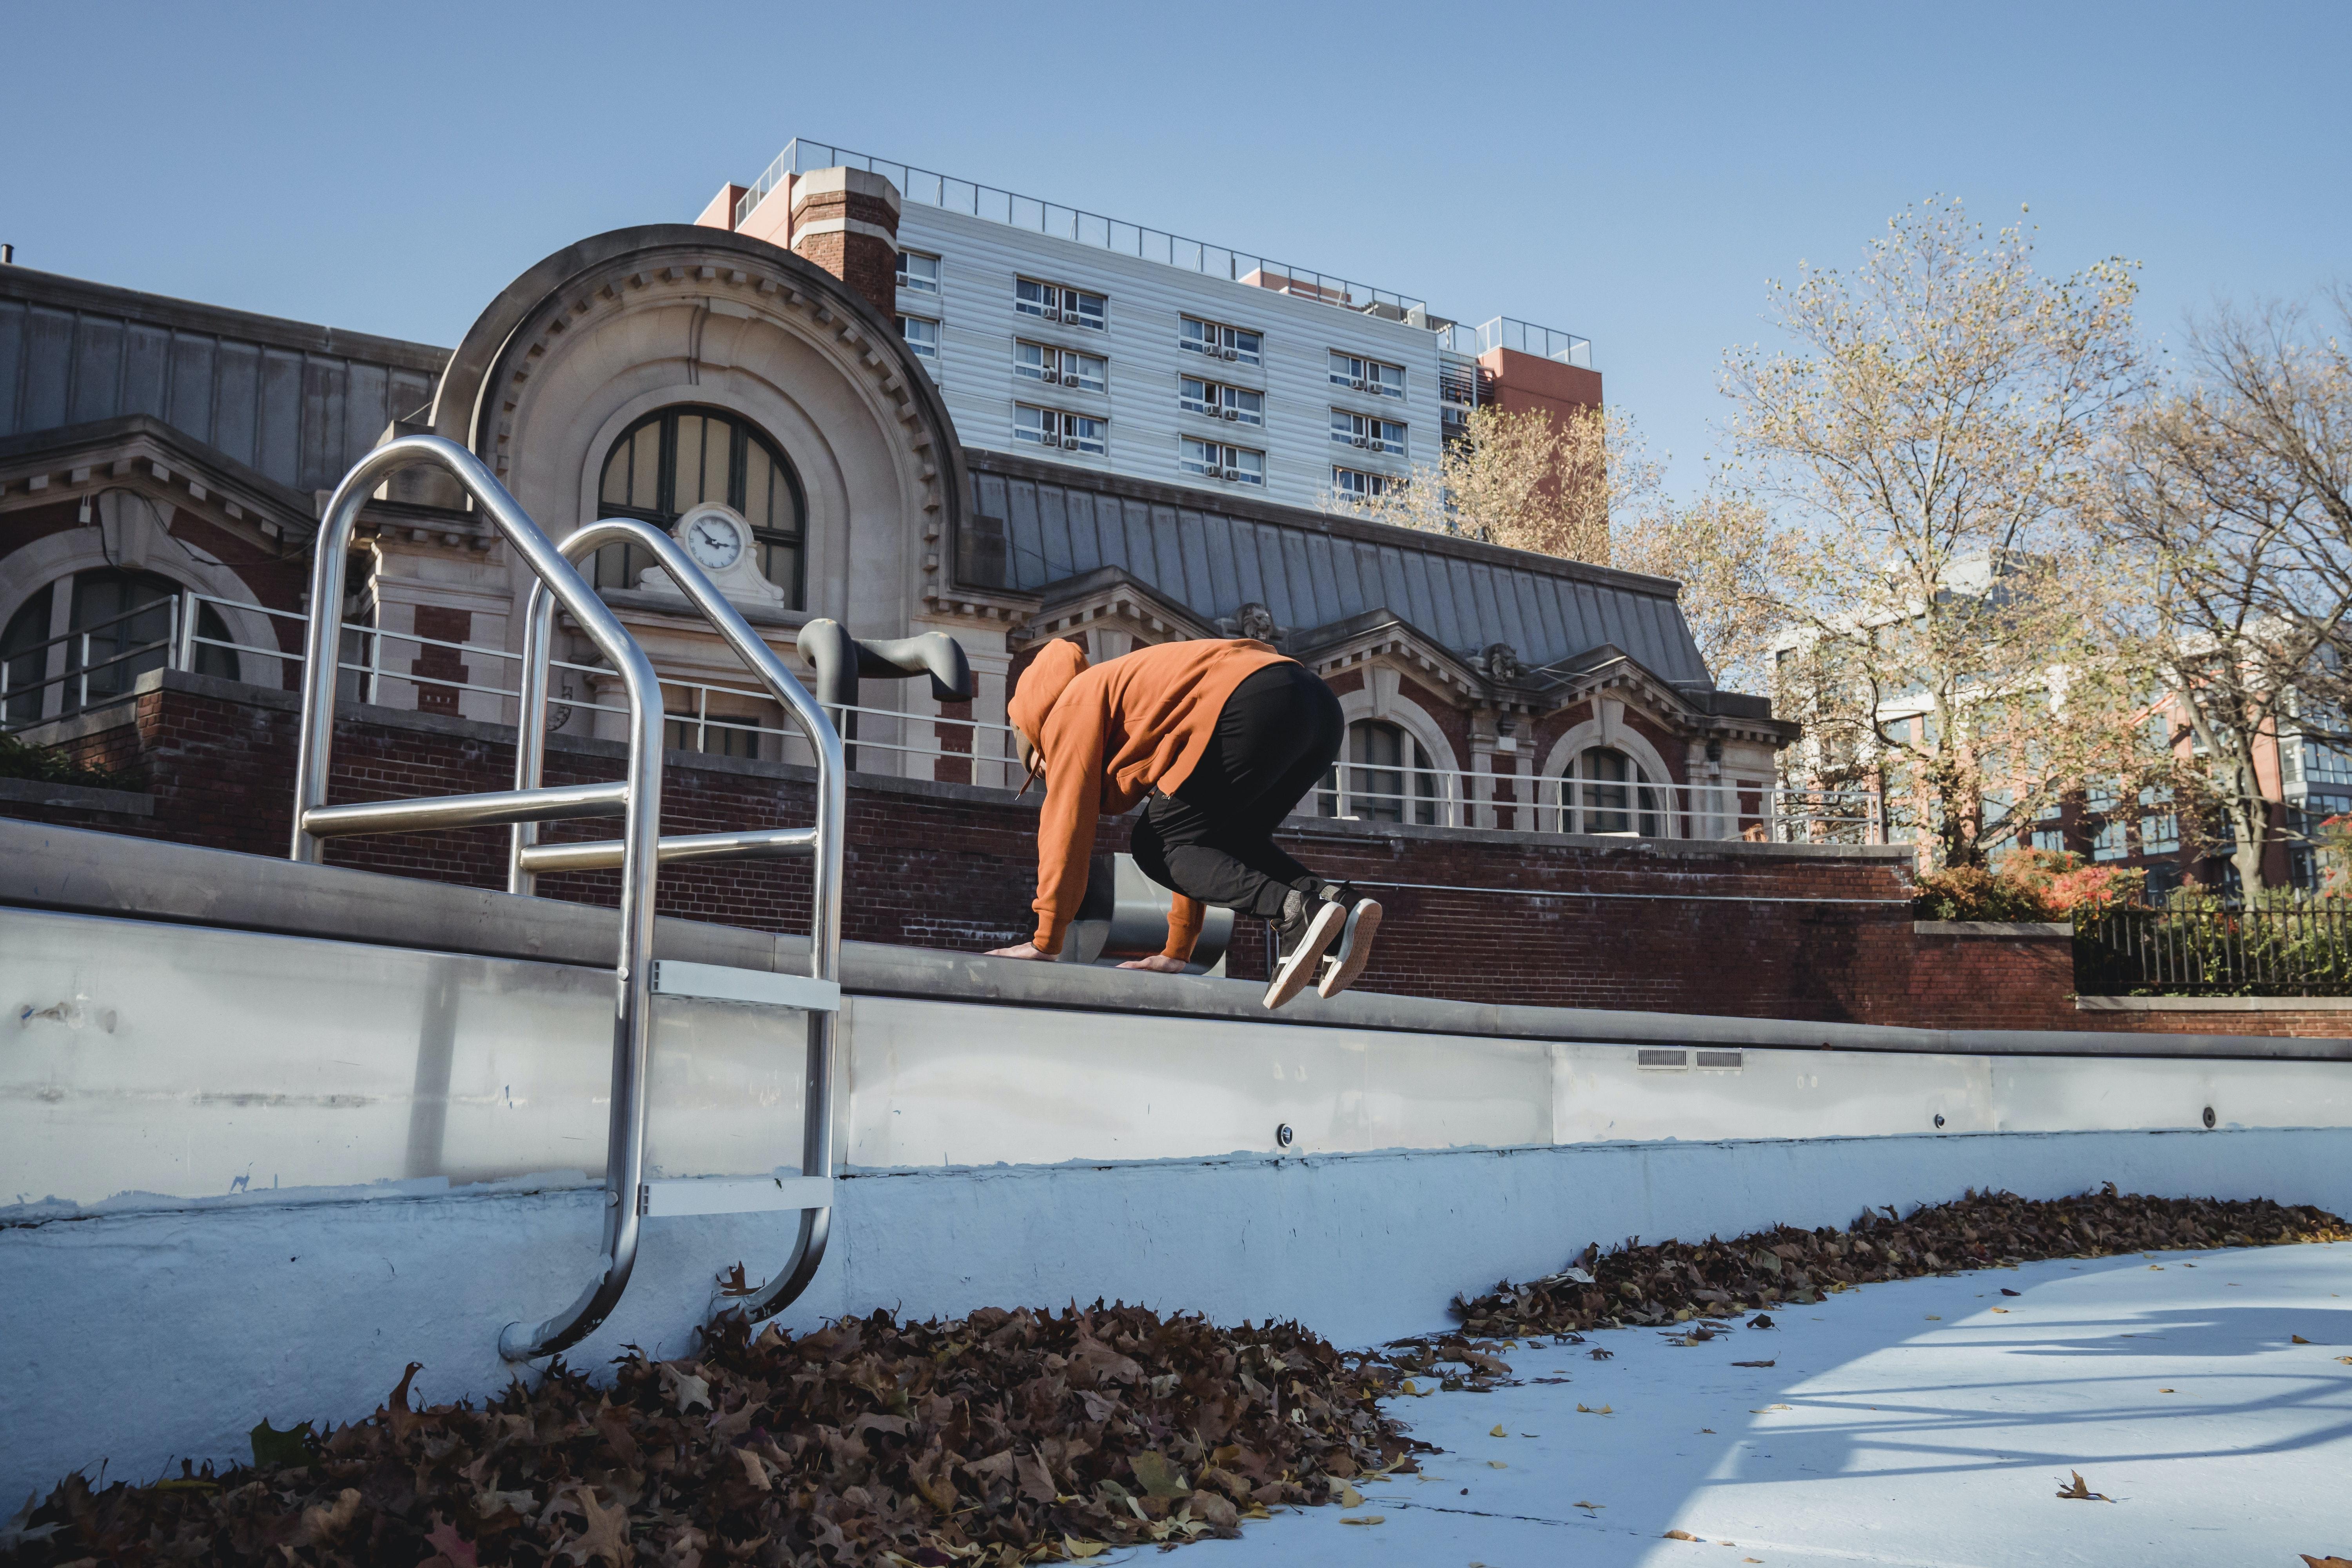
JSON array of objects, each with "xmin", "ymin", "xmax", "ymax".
[{"xmin": 1193, "ymin": 1240, "xmax": 2352, "ymax": 1568}]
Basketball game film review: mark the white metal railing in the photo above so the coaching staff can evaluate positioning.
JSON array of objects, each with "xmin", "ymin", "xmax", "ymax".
[
  {"xmin": 1311, "ymin": 756, "xmax": 1881, "ymax": 845},
  {"xmin": 738, "ymin": 137, "xmax": 1438, "ymax": 321},
  {"xmin": 1434, "ymin": 316, "xmax": 1595, "ymax": 369},
  {"xmin": 11, "ymin": 594, "xmax": 1875, "ymax": 844}
]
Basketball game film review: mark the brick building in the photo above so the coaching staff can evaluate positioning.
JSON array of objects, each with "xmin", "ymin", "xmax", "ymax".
[{"xmin": 0, "ymin": 141, "xmax": 1890, "ymax": 1014}]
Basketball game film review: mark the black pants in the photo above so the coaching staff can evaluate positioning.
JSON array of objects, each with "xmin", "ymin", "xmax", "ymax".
[{"xmin": 1128, "ymin": 661, "xmax": 1344, "ymax": 924}]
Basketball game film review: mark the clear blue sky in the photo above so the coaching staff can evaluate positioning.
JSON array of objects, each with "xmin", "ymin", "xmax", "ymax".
[{"xmin": 4, "ymin": 1, "xmax": 2343, "ymax": 497}]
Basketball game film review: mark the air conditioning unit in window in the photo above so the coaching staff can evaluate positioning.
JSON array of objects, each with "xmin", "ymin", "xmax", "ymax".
[
  {"xmin": 1222, "ymin": 466, "xmax": 1241, "ymax": 481},
  {"xmin": 1062, "ymin": 436, "xmax": 1080, "ymax": 450},
  {"xmin": 1221, "ymin": 347, "xmax": 1238, "ymax": 360},
  {"xmin": 1042, "ymin": 307, "xmax": 1060, "ymax": 322},
  {"xmin": 1352, "ymin": 378, "xmax": 1365, "ymax": 390},
  {"xmin": 1222, "ymin": 408, "xmax": 1239, "ymax": 421},
  {"xmin": 1352, "ymin": 435, "xmax": 1368, "ymax": 447}
]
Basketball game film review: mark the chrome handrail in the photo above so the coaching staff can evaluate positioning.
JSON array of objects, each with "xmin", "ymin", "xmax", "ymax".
[
  {"xmin": 514, "ymin": 517, "xmax": 847, "ymax": 1329},
  {"xmin": 292, "ymin": 436, "xmax": 668, "ymax": 1364}
]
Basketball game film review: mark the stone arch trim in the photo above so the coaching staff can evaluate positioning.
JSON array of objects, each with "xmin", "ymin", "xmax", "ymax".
[
  {"xmin": 0, "ymin": 499, "xmax": 277, "ymax": 657},
  {"xmin": 1327, "ymin": 667, "xmax": 1464, "ymax": 821},
  {"xmin": 426, "ymin": 225, "xmax": 967, "ymax": 559},
  {"xmin": 1535, "ymin": 697, "xmax": 1680, "ymax": 835}
]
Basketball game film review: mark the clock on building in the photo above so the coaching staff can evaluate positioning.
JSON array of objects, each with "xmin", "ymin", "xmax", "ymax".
[{"xmin": 677, "ymin": 505, "xmax": 746, "ymax": 573}]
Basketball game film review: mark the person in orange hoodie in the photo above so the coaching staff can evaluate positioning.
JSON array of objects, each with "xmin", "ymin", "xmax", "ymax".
[{"xmin": 985, "ymin": 635, "xmax": 1382, "ymax": 1009}]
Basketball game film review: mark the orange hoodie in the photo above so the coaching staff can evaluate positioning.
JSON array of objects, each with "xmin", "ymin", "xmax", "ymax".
[{"xmin": 1008, "ymin": 637, "xmax": 1289, "ymax": 958}]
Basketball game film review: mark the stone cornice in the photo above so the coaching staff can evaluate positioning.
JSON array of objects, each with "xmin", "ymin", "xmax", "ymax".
[{"xmin": 0, "ymin": 414, "xmax": 314, "ymax": 552}]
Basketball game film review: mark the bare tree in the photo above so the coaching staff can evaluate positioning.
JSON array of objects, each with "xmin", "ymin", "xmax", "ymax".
[
  {"xmin": 1727, "ymin": 198, "xmax": 2167, "ymax": 868},
  {"xmin": 2100, "ymin": 291, "xmax": 2352, "ymax": 893}
]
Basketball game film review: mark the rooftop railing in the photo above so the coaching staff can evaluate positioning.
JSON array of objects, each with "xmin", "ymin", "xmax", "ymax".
[
  {"xmin": 739, "ymin": 138, "xmax": 1593, "ymax": 350},
  {"xmin": 1436, "ymin": 316, "xmax": 1595, "ymax": 369}
]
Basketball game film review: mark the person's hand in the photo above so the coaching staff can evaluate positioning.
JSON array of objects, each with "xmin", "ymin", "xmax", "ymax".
[
  {"xmin": 984, "ymin": 941, "xmax": 1056, "ymax": 961},
  {"xmin": 1115, "ymin": 954, "xmax": 1189, "ymax": 974}
]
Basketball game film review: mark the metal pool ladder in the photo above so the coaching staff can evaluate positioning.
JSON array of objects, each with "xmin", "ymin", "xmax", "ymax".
[{"xmin": 291, "ymin": 435, "xmax": 846, "ymax": 1362}]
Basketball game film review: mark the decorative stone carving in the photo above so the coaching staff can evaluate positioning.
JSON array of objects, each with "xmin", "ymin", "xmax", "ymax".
[
  {"xmin": 1219, "ymin": 601, "xmax": 1281, "ymax": 644},
  {"xmin": 1481, "ymin": 642, "xmax": 1522, "ymax": 683}
]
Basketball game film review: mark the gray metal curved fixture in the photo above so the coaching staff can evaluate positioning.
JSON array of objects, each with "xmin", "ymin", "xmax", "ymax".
[
  {"xmin": 511, "ymin": 518, "xmax": 847, "ymax": 1332},
  {"xmin": 290, "ymin": 435, "xmax": 667, "ymax": 1365}
]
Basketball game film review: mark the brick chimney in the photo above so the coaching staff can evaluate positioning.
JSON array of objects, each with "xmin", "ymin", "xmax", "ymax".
[{"xmin": 779, "ymin": 168, "xmax": 902, "ymax": 321}]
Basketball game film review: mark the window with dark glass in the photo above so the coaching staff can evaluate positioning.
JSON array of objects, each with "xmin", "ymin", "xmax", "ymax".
[
  {"xmin": 1321, "ymin": 720, "xmax": 1437, "ymax": 825},
  {"xmin": 1563, "ymin": 746, "xmax": 1662, "ymax": 836},
  {"xmin": 3, "ymin": 570, "xmax": 236, "ymax": 726},
  {"xmin": 593, "ymin": 408, "xmax": 806, "ymax": 605}
]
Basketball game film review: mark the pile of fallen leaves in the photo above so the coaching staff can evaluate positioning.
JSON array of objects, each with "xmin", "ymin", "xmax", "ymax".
[
  {"xmin": 2, "ymin": 1304, "xmax": 1426, "ymax": 1568},
  {"xmin": 1451, "ymin": 1186, "xmax": 2352, "ymax": 1338}
]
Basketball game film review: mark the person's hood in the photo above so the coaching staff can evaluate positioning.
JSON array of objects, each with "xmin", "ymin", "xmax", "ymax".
[{"xmin": 1008, "ymin": 638, "xmax": 1089, "ymax": 748}]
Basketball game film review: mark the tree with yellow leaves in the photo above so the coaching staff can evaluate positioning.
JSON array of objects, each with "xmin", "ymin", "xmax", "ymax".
[{"xmin": 1727, "ymin": 198, "xmax": 2176, "ymax": 869}]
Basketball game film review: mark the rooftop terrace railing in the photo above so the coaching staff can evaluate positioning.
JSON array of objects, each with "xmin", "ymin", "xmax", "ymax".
[
  {"xmin": 1435, "ymin": 316, "xmax": 1595, "ymax": 369},
  {"xmin": 738, "ymin": 138, "xmax": 1600, "ymax": 362}
]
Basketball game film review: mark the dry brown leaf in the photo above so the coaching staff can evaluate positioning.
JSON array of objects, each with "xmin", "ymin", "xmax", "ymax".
[
  {"xmin": 1063, "ymin": 1539, "xmax": 1107, "ymax": 1560},
  {"xmin": 1336, "ymin": 1484, "xmax": 1363, "ymax": 1508},
  {"xmin": 1339, "ymin": 1515, "xmax": 1385, "ymax": 1526},
  {"xmin": 1752, "ymin": 1405, "xmax": 1792, "ymax": 1413},
  {"xmin": 1573, "ymin": 1500, "xmax": 1604, "ymax": 1510},
  {"xmin": 1488, "ymin": 1424, "xmax": 1507, "ymax": 1437},
  {"xmin": 2292, "ymin": 1334, "xmax": 2313, "ymax": 1344},
  {"xmin": 560, "ymin": 1488, "xmax": 634, "ymax": 1566},
  {"xmin": 2298, "ymin": 1556, "xmax": 2352, "ymax": 1567},
  {"xmin": 1665, "ymin": 1529, "xmax": 1702, "ymax": 1541},
  {"xmin": 1488, "ymin": 1461, "xmax": 1508, "ymax": 1469},
  {"xmin": 2054, "ymin": 1470, "xmax": 2113, "ymax": 1502}
]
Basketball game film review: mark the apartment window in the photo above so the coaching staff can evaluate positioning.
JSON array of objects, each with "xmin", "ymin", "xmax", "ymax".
[
  {"xmin": 1180, "ymin": 315, "xmax": 1262, "ymax": 366},
  {"xmin": 1016, "ymin": 277, "xmax": 1107, "ymax": 330},
  {"xmin": 1331, "ymin": 466, "xmax": 1399, "ymax": 501},
  {"xmin": 2140, "ymin": 786, "xmax": 2180, "ymax": 856},
  {"xmin": 1016, "ymin": 340, "xmax": 1107, "ymax": 394},
  {"xmin": 595, "ymin": 406, "xmax": 807, "ymax": 605},
  {"xmin": 896, "ymin": 251, "xmax": 940, "ymax": 294},
  {"xmin": 1180, "ymin": 375, "xmax": 1263, "ymax": 426},
  {"xmin": 1014, "ymin": 403, "xmax": 1107, "ymax": 456},
  {"xmin": 1329, "ymin": 351, "xmax": 1405, "ymax": 400},
  {"xmin": 1178, "ymin": 436, "xmax": 1264, "ymax": 486},
  {"xmin": 896, "ymin": 315, "xmax": 940, "ymax": 365},
  {"xmin": 1331, "ymin": 409, "xmax": 1407, "ymax": 456}
]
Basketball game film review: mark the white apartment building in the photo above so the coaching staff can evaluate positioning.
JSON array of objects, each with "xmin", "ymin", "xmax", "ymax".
[{"xmin": 707, "ymin": 138, "xmax": 1599, "ymax": 516}]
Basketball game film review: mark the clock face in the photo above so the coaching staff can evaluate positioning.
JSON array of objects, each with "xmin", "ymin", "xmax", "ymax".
[{"xmin": 679, "ymin": 508, "xmax": 745, "ymax": 573}]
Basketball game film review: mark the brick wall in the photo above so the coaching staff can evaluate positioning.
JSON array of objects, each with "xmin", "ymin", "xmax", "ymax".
[{"xmin": 17, "ymin": 672, "xmax": 2338, "ymax": 1036}]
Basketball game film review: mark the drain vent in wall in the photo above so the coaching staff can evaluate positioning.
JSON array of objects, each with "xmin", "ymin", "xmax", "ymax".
[
  {"xmin": 1637, "ymin": 1048, "xmax": 1689, "ymax": 1069},
  {"xmin": 1695, "ymin": 1050, "xmax": 1744, "ymax": 1070}
]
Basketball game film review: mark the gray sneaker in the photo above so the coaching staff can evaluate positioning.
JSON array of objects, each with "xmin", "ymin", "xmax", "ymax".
[
  {"xmin": 1263, "ymin": 897, "xmax": 1348, "ymax": 1010},
  {"xmin": 1316, "ymin": 898, "xmax": 1384, "ymax": 999}
]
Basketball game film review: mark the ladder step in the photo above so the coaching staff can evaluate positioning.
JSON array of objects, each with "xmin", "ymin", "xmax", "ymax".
[
  {"xmin": 642, "ymin": 1174, "xmax": 833, "ymax": 1218},
  {"xmin": 652, "ymin": 959, "xmax": 840, "ymax": 1013},
  {"xmin": 304, "ymin": 780, "xmax": 626, "ymax": 838},
  {"xmin": 518, "ymin": 826, "xmax": 816, "ymax": 875}
]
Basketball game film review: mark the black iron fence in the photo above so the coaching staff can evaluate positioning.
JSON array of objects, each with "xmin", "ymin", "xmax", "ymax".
[{"xmin": 2074, "ymin": 900, "xmax": 2352, "ymax": 997}]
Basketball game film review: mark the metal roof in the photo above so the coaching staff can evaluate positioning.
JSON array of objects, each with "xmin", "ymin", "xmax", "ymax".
[
  {"xmin": 0, "ymin": 267, "xmax": 448, "ymax": 498},
  {"xmin": 971, "ymin": 463, "xmax": 1714, "ymax": 687}
]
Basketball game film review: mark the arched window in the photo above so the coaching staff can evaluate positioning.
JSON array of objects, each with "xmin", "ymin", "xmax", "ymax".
[
  {"xmin": 594, "ymin": 407, "xmax": 806, "ymax": 605},
  {"xmin": 2, "ymin": 570, "xmax": 237, "ymax": 727},
  {"xmin": 1321, "ymin": 719, "xmax": 1438, "ymax": 825},
  {"xmin": 1562, "ymin": 746, "xmax": 1664, "ymax": 837}
]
